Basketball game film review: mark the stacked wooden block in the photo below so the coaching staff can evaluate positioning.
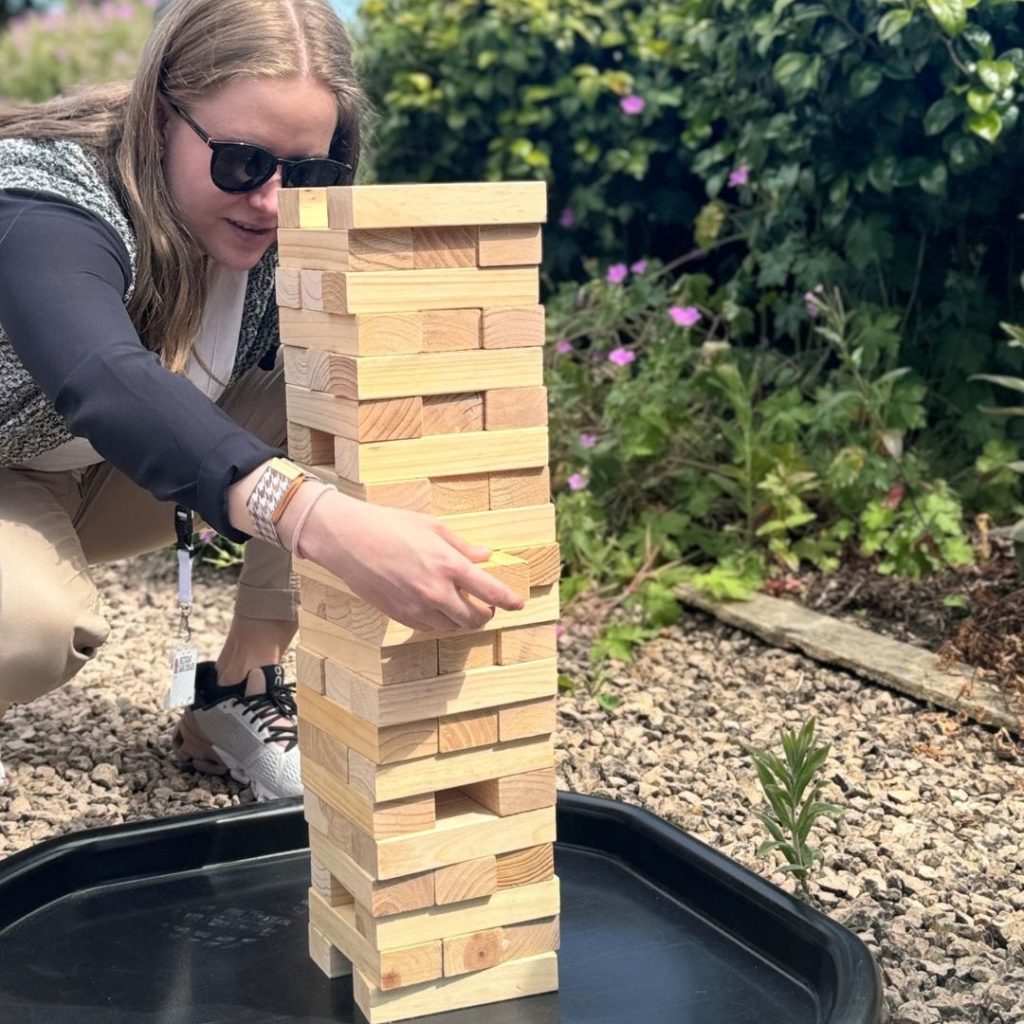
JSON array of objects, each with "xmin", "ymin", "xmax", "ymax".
[{"xmin": 276, "ymin": 182, "xmax": 560, "ymax": 1022}]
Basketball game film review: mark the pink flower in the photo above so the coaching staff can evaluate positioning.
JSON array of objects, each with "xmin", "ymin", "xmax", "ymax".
[
  {"xmin": 198, "ymin": 528, "xmax": 216, "ymax": 545},
  {"xmin": 558, "ymin": 207, "xmax": 575, "ymax": 228},
  {"xmin": 114, "ymin": 2, "xmax": 134, "ymax": 17},
  {"xmin": 804, "ymin": 284, "xmax": 825, "ymax": 319},
  {"xmin": 620, "ymin": 94, "xmax": 645, "ymax": 115},
  {"xmin": 606, "ymin": 263, "xmax": 628, "ymax": 285},
  {"xmin": 728, "ymin": 164, "xmax": 751, "ymax": 187},
  {"xmin": 555, "ymin": 340, "xmax": 573, "ymax": 354},
  {"xmin": 608, "ymin": 348, "xmax": 636, "ymax": 366},
  {"xmin": 568, "ymin": 473, "xmax": 589, "ymax": 491},
  {"xmin": 555, "ymin": 623, "xmax": 567, "ymax": 638},
  {"xmin": 669, "ymin": 305, "xmax": 701, "ymax": 327},
  {"xmin": 630, "ymin": 260, "xmax": 648, "ymax": 274},
  {"xmin": 579, "ymin": 433, "xmax": 598, "ymax": 448}
]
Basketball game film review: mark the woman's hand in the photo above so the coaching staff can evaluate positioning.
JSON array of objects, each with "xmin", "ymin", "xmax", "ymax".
[{"xmin": 293, "ymin": 489, "xmax": 526, "ymax": 632}]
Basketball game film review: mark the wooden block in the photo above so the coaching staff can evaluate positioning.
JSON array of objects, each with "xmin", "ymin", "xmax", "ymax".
[
  {"xmin": 279, "ymin": 308, "xmax": 424, "ymax": 356},
  {"xmin": 484, "ymin": 387, "xmax": 548, "ymax": 430},
  {"xmin": 295, "ymin": 645, "xmax": 326, "ymax": 695},
  {"xmin": 443, "ymin": 917, "xmax": 559, "ymax": 977},
  {"xmin": 276, "ymin": 188, "xmax": 301, "ymax": 229},
  {"xmin": 477, "ymin": 224, "xmax": 542, "ymax": 267},
  {"xmin": 495, "ymin": 845, "xmax": 555, "ymax": 889},
  {"xmin": 461, "ymin": 768, "xmax": 557, "ymax": 817},
  {"xmin": 498, "ymin": 697, "xmax": 556, "ymax": 742},
  {"xmin": 429, "ymin": 473, "xmax": 490, "ymax": 516},
  {"xmin": 303, "ymin": 789, "xmax": 331, "ymax": 835},
  {"xmin": 505, "ymin": 544, "xmax": 560, "ymax": 586},
  {"xmin": 347, "ymin": 737, "xmax": 554, "ymax": 804},
  {"xmin": 310, "ymin": 825, "xmax": 434, "ymax": 917},
  {"xmin": 433, "ymin": 856, "xmax": 498, "ymax": 905},
  {"xmin": 275, "ymin": 266, "xmax": 301, "ymax": 308},
  {"xmin": 337, "ymin": 427, "xmax": 548, "ymax": 486},
  {"xmin": 297, "ymin": 683, "xmax": 438, "ymax": 764},
  {"xmin": 333, "ymin": 477, "xmax": 433, "ymax": 512},
  {"xmin": 496, "ymin": 624, "xmax": 557, "ymax": 666},
  {"xmin": 353, "ymin": 952, "xmax": 558, "ymax": 1024},
  {"xmin": 438, "ymin": 633, "xmax": 495, "ymax": 674},
  {"xmin": 310, "ymin": 825, "xmax": 435, "ymax": 917},
  {"xmin": 414, "ymin": 226, "xmax": 478, "ymax": 269},
  {"xmin": 309, "ymin": 889, "xmax": 443, "ymax": 992},
  {"xmin": 303, "ymin": 757, "xmax": 437, "ymax": 839},
  {"xmin": 481, "ymin": 305, "xmax": 545, "ymax": 349},
  {"xmin": 299, "ymin": 607, "xmax": 440, "ymax": 684},
  {"xmin": 490, "ymin": 466, "xmax": 551, "ymax": 510},
  {"xmin": 287, "ymin": 383, "xmax": 423, "ymax": 442},
  {"xmin": 287, "ymin": 420, "xmax": 334, "ymax": 465},
  {"xmin": 480, "ymin": 552, "xmax": 530, "ymax": 600},
  {"xmin": 285, "ymin": 187, "xmax": 328, "ymax": 228},
  {"xmin": 311, "ymin": 852, "xmax": 354, "ymax": 906},
  {"xmin": 422, "ymin": 308, "xmax": 481, "ymax": 353},
  {"xmin": 326, "ymin": 182, "xmax": 547, "ymax": 229},
  {"xmin": 355, "ymin": 877, "xmax": 560, "ymax": 950},
  {"xmin": 354, "ymin": 796, "xmax": 556, "ymax": 880},
  {"xmin": 301, "ymin": 266, "xmax": 538, "ymax": 316},
  {"xmin": 438, "ymin": 709, "xmax": 499, "ymax": 753},
  {"xmin": 277, "ymin": 228, "xmax": 350, "ymax": 270},
  {"xmin": 297, "ymin": 717, "xmax": 349, "ymax": 781},
  {"xmin": 333, "ymin": 658, "xmax": 557, "ymax": 728},
  {"xmin": 308, "ymin": 922, "xmax": 352, "ymax": 978},
  {"xmin": 348, "ymin": 228, "xmax": 415, "ymax": 270},
  {"xmin": 422, "ymin": 394, "xmax": 484, "ymax": 435},
  {"xmin": 284, "ymin": 347, "xmax": 541, "ymax": 401}
]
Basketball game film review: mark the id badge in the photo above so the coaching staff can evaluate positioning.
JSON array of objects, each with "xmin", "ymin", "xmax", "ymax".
[{"xmin": 165, "ymin": 641, "xmax": 198, "ymax": 709}]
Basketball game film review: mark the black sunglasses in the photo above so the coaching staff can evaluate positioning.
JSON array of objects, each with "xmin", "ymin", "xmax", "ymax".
[{"xmin": 164, "ymin": 98, "xmax": 352, "ymax": 194}]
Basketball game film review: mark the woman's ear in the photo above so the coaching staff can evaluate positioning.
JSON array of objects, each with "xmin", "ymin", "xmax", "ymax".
[{"xmin": 154, "ymin": 94, "xmax": 172, "ymax": 156}]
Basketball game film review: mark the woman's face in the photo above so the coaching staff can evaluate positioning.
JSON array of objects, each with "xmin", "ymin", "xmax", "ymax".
[{"xmin": 159, "ymin": 76, "xmax": 338, "ymax": 271}]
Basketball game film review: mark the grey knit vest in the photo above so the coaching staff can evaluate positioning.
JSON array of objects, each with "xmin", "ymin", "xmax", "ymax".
[{"xmin": 0, "ymin": 137, "xmax": 278, "ymax": 467}]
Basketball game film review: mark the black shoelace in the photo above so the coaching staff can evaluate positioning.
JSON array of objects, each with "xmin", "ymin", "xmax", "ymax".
[{"xmin": 239, "ymin": 680, "xmax": 299, "ymax": 751}]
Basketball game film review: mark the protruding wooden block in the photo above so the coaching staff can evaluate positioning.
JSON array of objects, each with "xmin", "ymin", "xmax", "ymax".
[
  {"xmin": 479, "ymin": 552, "xmax": 531, "ymax": 600},
  {"xmin": 414, "ymin": 227, "xmax": 478, "ymax": 269},
  {"xmin": 422, "ymin": 309, "xmax": 482, "ymax": 352},
  {"xmin": 279, "ymin": 308, "xmax": 424, "ymax": 356},
  {"xmin": 353, "ymin": 952, "xmax": 558, "ymax": 1024},
  {"xmin": 438, "ymin": 633, "xmax": 495, "ymax": 674},
  {"xmin": 461, "ymin": 768, "xmax": 557, "ymax": 817},
  {"xmin": 498, "ymin": 697, "xmax": 556, "ymax": 742},
  {"xmin": 332, "ymin": 477, "xmax": 433, "ymax": 512},
  {"xmin": 505, "ymin": 544, "xmax": 561, "ymax": 586},
  {"xmin": 287, "ymin": 421, "xmax": 334, "ymax": 466},
  {"xmin": 278, "ymin": 228, "xmax": 351, "ymax": 270},
  {"xmin": 278, "ymin": 187, "xmax": 328, "ymax": 228},
  {"xmin": 496, "ymin": 624, "xmax": 557, "ymax": 666},
  {"xmin": 484, "ymin": 387, "xmax": 548, "ymax": 430},
  {"xmin": 325, "ymin": 182, "xmax": 547, "ymax": 230},
  {"xmin": 296, "ymin": 645, "xmax": 326, "ymax": 695},
  {"xmin": 443, "ymin": 916, "xmax": 559, "ymax": 977},
  {"xmin": 287, "ymin": 382, "xmax": 423, "ymax": 442},
  {"xmin": 346, "ymin": 737, "xmax": 554, "ymax": 804},
  {"xmin": 422, "ymin": 394, "xmax": 484, "ymax": 435},
  {"xmin": 299, "ymin": 266, "xmax": 538, "ymax": 316},
  {"xmin": 490, "ymin": 466, "xmax": 551, "ymax": 510},
  {"xmin": 496, "ymin": 844, "xmax": 555, "ymax": 889},
  {"xmin": 276, "ymin": 188, "xmax": 302, "ymax": 229},
  {"xmin": 481, "ymin": 306, "xmax": 545, "ymax": 349},
  {"xmin": 275, "ymin": 266, "xmax": 302, "ymax": 308},
  {"xmin": 438, "ymin": 709, "xmax": 499, "ymax": 753},
  {"xmin": 309, "ymin": 923, "xmax": 352, "ymax": 978},
  {"xmin": 429, "ymin": 473, "xmax": 491, "ymax": 516},
  {"xmin": 433, "ymin": 855, "xmax": 498, "ymax": 905},
  {"xmin": 477, "ymin": 224, "xmax": 542, "ymax": 267},
  {"xmin": 337, "ymin": 427, "xmax": 548, "ymax": 486}
]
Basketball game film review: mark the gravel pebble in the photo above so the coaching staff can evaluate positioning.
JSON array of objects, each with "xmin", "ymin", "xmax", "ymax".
[{"xmin": 2, "ymin": 550, "xmax": 1024, "ymax": 1022}]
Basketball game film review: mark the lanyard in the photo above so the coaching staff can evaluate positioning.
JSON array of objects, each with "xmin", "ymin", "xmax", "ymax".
[{"xmin": 173, "ymin": 504, "xmax": 194, "ymax": 643}]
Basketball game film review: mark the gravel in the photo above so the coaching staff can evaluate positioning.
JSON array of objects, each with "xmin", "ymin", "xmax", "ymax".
[{"xmin": 2, "ymin": 549, "xmax": 1024, "ymax": 1022}]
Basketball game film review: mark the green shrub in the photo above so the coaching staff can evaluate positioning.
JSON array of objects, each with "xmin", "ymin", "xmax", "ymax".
[{"xmin": 0, "ymin": 1, "xmax": 152, "ymax": 102}]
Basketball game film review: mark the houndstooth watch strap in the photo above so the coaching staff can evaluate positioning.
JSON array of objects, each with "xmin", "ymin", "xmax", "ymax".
[{"xmin": 245, "ymin": 458, "xmax": 308, "ymax": 547}]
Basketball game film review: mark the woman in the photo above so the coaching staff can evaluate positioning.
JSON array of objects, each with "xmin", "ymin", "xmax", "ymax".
[{"xmin": 0, "ymin": 0, "xmax": 523, "ymax": 799}]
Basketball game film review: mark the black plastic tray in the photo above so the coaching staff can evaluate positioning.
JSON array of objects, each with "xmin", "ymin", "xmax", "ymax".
[{"xmin": 0, "ymin": 792, "xmax": 883, "ymax": 1023}]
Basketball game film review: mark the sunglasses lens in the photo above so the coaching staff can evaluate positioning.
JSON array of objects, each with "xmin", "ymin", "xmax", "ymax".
[
  {"xmin": 210, "ymin": 143, "xmax": 276, "ymax": 193},
  {"xmin": 284, "ymin": 159, "xmax": 350, "ymax": 188}
]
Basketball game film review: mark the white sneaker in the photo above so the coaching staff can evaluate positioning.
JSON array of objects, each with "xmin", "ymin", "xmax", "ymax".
[{"xmin": 171, "ymin": 662, "xmax": 302, "ymax": 801}]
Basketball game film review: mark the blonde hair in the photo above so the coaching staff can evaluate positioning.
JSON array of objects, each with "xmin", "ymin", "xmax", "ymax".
[{"xmin": 0, "ymin": 0, "xmax": 363, "ymax": 374}]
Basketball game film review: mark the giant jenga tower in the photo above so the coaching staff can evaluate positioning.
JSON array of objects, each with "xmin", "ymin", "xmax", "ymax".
[{"xmin": 275, "ymin": 182, "xmax": 560, "ymax": 1022}]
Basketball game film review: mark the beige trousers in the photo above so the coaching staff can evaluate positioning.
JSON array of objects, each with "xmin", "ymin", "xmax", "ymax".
[{"xmin": 0, "ymin": 350, "xmax": 296, "ymax": 708}]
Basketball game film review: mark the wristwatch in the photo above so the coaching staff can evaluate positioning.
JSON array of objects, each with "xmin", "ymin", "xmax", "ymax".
[{"xmin": 245, "ymin": 458, "xmax": 318, "ymax": 546}]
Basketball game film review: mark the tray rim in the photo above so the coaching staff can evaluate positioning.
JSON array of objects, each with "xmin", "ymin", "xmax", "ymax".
[{"xmin": 0, "ymin": 791, "xmax": 883, "ymax": 1024}]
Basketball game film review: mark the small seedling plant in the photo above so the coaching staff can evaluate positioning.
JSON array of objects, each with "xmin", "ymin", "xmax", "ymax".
[{"xmin": 748, "ymin": 717, "xmax": 842, "ymax": 900}]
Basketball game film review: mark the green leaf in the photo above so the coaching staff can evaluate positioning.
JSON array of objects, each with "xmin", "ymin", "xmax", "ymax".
[
  {"xmin": 942, "ymin": 594, "xmax": 969, "ymax": 608},
  {"xmin": 850, "ymin": 65, "xmax": 884, "ymax": 99},
  {"xmin": 977, "ymin": 59, "xmax": 1017, "ymax": 94},
  {"xmin": 877, "ymin": 9, "xmax": 913, "ymax": 44},
  {"xmin": 967, "ymin": 109, "xmax": 1002, "ymax": 143},
  {"xmin": 597, "ymin": 691, "xmax": 622, "ymax": 712},
  {"xmin": 918, "ymin": 161, "xmax": 948, "ymax": 196},
  {"xmin": 967, "ymin": 88, "xmax": 996, "ymax": 115},
  {"xmin": 924, "ymin": 96, "xmax": 960, "ymax": 135},
  {"xmin": 971, "ymin": 373, "xmax": 1024, "ymax": 393},
  {"xmin": 926, "ymin": 0, "xmax": 966, "ymax": 36}
]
